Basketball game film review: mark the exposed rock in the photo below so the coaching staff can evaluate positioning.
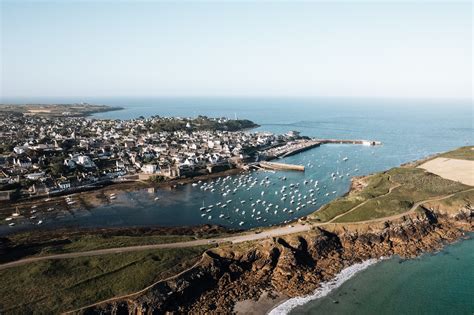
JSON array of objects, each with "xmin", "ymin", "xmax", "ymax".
[{"xmin": 81, "ymin": 207, "xmax": 472, "ymax": 315}]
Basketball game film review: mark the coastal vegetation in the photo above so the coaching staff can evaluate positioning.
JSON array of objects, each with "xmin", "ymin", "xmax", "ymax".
[
  {"xmin": 144, "ymin": 115, "xmax": 259, "ymax": 132},
  {"xmin": 0, "ymin": 226, "xmax": 227, "ymax": 263},
  {"xmin": 311, "ymin": 172, "xmax": 392, "ymax": 222},
  {"xmin": 312, "ymin": 146, "xmax": 472, "ymax": 223},
  {"xmin": 439, "ymin": 146, "xmax": 474, "ymax": 161},
  {"xmin": 0, "ymin": 246, "xmax": 209, "ymax": 314}
]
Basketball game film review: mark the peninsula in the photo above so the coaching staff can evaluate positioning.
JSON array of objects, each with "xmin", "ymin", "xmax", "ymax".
[
  {"xmin": 0, "ymin": 103, "xmax": 124, "ymax": 117},
  {"xmin": 0, "ymin": 146, "xmax": 472, "ymax": 314}
]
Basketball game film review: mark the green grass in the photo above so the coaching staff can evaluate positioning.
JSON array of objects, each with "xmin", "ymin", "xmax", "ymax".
[
  {"xmin": 333, "ymin": 167, "xmax": 469, "ymax": 222},
  {"xmin": 42, "ymin": 234, "xmax": 196, "ymax": 254},
  {"xmin": 439, "ymin": 146, "xmax": 474, "ymax": 161},
  {"xmin": 2, "ymin": 232, "xmax": 199, "ymax": 265},
  {"xmin": 311, "ymin": 172, "xmax": 392, "ymax": 222},
  {"xmin": 0, "ymin": 246, "xmax": 209, "ymax": 314}
]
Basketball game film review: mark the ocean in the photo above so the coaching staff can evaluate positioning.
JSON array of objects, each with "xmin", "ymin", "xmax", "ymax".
[
  {"xmin": 285, "ymin": 235, "xmax": 474, "ymax": 315},
  {"xmin": 1, "ymin": 97, "xmax": 473, "ymax": 313}
]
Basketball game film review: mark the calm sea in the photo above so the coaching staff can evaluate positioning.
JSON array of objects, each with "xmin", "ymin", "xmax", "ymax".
[{"xmin": 1, "ymin": 97, "xmax": 473, "ymax": 314}]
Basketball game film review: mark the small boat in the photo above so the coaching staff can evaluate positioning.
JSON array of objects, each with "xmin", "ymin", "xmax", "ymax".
[
  {"xmin": 5, "ymin": 217, "xmax": 12, "ymax": 221},
  {"xmin": 12, "ymin": 207, "xmax": 20, "ymax": 217},
  {"xmin": 342, "ymin": 157, "xmax": 349, "ymax": 161},
  {"xmin": 154, "ymin": 197, "xmax": 160, "ymax": 201},
  {"xmin": 8, "ymin": 222, "xmax": 15, "ymax": 227},
  {"xmin": 37, "ymin": 220, "xmax": 43, "ymax": 225},
  {"xmin": 239, "ymin": 221, "xmax": 245, "ymax": 226}
]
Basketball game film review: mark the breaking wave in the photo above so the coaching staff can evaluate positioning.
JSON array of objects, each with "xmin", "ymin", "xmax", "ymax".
[{"xmin": 268, "ymin": 259, "xmax": 380, "ymax": 315}]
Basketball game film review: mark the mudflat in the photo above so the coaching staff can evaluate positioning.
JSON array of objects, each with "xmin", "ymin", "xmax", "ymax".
[{"xmin": 418, "ymin": 157, "xmax": 474, "ymax": 186}]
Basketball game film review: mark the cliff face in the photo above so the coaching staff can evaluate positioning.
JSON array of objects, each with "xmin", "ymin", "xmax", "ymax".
[{"xmin": 83, "ymin": 208, "xmax": 473, "ymax": 315}]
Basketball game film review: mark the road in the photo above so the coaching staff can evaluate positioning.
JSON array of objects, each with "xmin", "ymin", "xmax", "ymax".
[{"xmin": 1, "ymin": 187, "xmax": 472, "ymax": 271}]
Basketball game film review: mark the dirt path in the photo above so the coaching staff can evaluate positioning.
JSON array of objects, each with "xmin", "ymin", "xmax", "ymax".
[
  {"xmin": 327, "ymin": 176, "xmax": 401, "ymax": 223},
  {"xmin": 1, "ymin": 188, "xmax": 473, "ymax": 272},
  {"xmin": 63, "ymin": 257, "xmax": 204, "ymax": 314}
]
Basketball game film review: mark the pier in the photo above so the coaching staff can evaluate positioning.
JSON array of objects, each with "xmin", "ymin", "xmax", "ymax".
[
  {"xmin": 317, "ymin": 139, "xmax": 382, "ymax": 146},
  {"xmin": 263, "ymin": 140, "xmax": 322, "ymax": 159},
  {"xmin": 259, "ymin": 161, "xmax": 305, "ymax": 172}
]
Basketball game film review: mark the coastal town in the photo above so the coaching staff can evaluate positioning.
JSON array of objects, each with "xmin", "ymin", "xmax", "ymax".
[{"xmin": 0, "ymin": 107, "xmax": 323, "ymax": 203}]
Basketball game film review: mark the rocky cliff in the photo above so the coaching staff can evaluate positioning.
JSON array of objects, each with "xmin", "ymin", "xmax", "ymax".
[{"xmin": 82, "ymin": 207, "xmax": 473, "ymax": 315}]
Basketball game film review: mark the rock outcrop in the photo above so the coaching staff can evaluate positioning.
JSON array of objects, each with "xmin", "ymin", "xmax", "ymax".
[{"xmin": 82, "ymin": 207, "xmax": 473, "ymax": 315}]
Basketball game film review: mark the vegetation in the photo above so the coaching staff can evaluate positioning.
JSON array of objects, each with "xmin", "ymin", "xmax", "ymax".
[
  {"xmin": 311, "ymin": 146, "xmax": 473, "ymax": 223},
  {"xmin": 333, "ymin": 167, "xmax": 469, "ymax": 223},
  {"xmin": 311, "ymin": 173, "xmax": 392, "ymax": 222},
  {"xmin": 439, "ymin": 145, "xmax": 474, "ymax": 161},
  {"xmin": 142, "ymin": 116, "xmax": 258, "ymax": 133},
  {"xmin": 1, "ymin": 230, "xmax": 214, "ymax": 264},
  {"xmin": 0, "ymin": 246, "xmax": 209, "ymax": 314}
]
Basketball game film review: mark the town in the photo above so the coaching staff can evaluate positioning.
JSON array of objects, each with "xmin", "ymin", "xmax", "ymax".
[{"xmin": 0, "ymin": 111, "xmax": 313, "ymax": 202}]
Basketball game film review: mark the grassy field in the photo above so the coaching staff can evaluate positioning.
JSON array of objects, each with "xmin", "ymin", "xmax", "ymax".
[
  {"xmin": 1, "ymin": 233, "xmax": 198, "ymax": 265},
  {"xmin": 311, "ymin": 172, "xmax": 392, "ymax": 222},
  {"xmin": 333, "ymin": 167, "xmax": 469, "ymax": 222},
  {"xmin": 422, "ymin": 189, "xmax": 474, "ymax": 213},
  {"xmin": 0, "ymin": 246, "xmax": 209, "ymax": 314},
  {"xmin": 311, "ymin": 146, "xmax": 473, "ymax": 223},
  {"xmin": 439, "ymin": 146, "xmax": 474, "ymax": 161}
]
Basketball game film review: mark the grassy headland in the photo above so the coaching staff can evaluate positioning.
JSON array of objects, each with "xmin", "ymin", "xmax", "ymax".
[
  {"xmin": 0, "ymin": 246, "xmax": 209, "ymax": 314},
  {"xmin": 311, "ymin": 146, "xmax": 473, "ymax": 223}
]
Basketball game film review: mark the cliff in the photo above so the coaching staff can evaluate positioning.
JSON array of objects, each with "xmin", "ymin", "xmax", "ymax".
[{"xmin": 81, "ymin": 205, "xmax": 473, "ymax": 314}]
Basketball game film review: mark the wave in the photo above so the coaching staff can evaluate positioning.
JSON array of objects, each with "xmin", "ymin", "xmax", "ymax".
[{"xmin": 268, "ymin": 259, "xmax": 380, "ymax": 315}]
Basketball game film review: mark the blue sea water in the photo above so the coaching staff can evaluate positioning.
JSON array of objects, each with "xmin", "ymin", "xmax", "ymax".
[
  {"xmin": 1, "ymin": 97, "xmax": 472, "ymax": 314},
  {"xmin": 288, "ymin": 235, "xmax": 474, "ymax": 315}
]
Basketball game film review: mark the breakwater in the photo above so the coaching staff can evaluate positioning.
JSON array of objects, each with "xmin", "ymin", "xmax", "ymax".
[
  {"xmin": 259, "ymin": 161, "xmax": 305, "ymax": 172},
  {"xmin": 318, "ymin": 139, "xmax": 382, "ymax": 146}
]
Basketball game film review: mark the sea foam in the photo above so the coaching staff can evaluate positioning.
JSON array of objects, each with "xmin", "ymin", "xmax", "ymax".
[{"xmin": 268, "ymin": 259, "xmax": 379, "ymax": 315}]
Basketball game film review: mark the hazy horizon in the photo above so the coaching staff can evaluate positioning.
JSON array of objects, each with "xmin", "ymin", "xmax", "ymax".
[{"xmin": 1, "ymin": 1, "xmax": 472, "ymax": 100}]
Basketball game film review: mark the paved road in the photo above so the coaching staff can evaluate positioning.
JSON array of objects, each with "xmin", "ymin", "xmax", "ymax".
[{"xmin": 1, "ymin": 187, "xmax": 472, "ymax": 271}]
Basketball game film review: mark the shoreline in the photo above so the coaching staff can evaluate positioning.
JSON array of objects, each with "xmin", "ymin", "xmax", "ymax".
[
  {"xmin": 81, "ymin": 209, "xmax": 473, "ymax": 314},
  {"xmin": 0, "ymin": 167, "xmax": 247, "ymax": 216},
  {"xmin": 265, "ymin": 232, "xmax": 473, "ymax": 315}
]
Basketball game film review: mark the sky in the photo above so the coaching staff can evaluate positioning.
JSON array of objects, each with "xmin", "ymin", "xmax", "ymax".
[{"xmin": 0, "ymin": 1, "xmax": 472, "ymax": 99}]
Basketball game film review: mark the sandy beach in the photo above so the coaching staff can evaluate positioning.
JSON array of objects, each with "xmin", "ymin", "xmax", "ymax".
[{"xmin": 234, "ymin": 291, "xmax": 288, "ymax": 315}]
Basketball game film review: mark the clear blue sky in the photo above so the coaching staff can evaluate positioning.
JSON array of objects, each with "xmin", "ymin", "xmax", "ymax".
[{"xmin": 1, "ymin": 1, "xmax": 472, "ymax": 99}]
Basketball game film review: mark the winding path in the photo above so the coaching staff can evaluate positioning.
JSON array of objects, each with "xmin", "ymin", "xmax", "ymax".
[{"xmin": 1, "ymin": 187, "xmax": 473, "ymax": 272}]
